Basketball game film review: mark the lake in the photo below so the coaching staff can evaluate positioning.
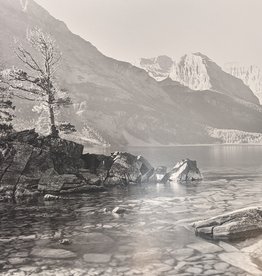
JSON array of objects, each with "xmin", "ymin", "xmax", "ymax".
[{"xmin": 1, "ymin": 145, "xmax": 262, "ymax": 276}]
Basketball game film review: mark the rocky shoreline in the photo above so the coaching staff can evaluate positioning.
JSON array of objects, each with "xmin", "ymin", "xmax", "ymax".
[
  {"xmin": 0, "ymin": 129, "xmax": 203, "ymax": 203},
  {"xmin": 1, "ymin": 130, "xmax": 262, "ymax": 252}
]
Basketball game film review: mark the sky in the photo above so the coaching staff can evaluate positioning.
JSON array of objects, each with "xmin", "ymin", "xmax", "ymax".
[{"xmin": 35, "ymin": 0, "xmax": 262, "ymax": 67}]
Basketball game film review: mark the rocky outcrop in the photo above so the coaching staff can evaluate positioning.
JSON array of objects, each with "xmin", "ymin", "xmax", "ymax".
[
  {"xmin": 162, "ymin": 159, "xmax": 202, "ymax": 183},
  {"xmin": 0, "ymin": 130, "xmax": 154, "ymax": 201},
  {"xmin": 104, "ymin": 152, "xmax": 154, "ymax": 186},
  {"xmin": 193, "ymin": 207, "xmax": 262, "ymax": 240},
  {"xmin": 149, "ymin": 166, "xmax": 167, "ymax": 182}
]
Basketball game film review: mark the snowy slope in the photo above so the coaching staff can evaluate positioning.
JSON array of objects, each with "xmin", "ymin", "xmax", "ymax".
[{"xmin": 225, "ymin": 63, "xmax": 262, "ymax": 104}]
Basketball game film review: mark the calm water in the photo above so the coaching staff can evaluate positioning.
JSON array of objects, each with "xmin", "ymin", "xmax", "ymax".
[{"xmin": 1, "ymin": 145, "xmax": 262, "ymax": 276}]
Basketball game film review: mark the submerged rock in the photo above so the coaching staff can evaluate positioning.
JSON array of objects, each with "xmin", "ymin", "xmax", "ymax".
[
  {"xmin": 31, "ymin": 248, "xmax": 77, "ymax": 259},
  {"xmin": 83, "ymin": 253, "xmax": 112, "ymax": 263},
  {"xmin": 219, "ymin": 252, "xmax": 262, "ymax": 276},
  {"xmin": 112, "ymin": 206, "xmax": 126, "ymax": 214},
  {"xmin": 193, "ymin": 206, "xmax": 262, "ymax": 240},
  {"xmin": 162, "ymin": 159, "xmax": 202, "ymax": 183}
]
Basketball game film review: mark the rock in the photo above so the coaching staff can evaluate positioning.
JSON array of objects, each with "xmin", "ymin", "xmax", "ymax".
[
  {"xmin": 72, "ymin": 232, "xmax": 115, "ymax": 253},
  {"xmin": 44, "ymin": 194, "xmax": 61, "ymax": 201},
  {"xmin": 242, "ymin": 239, "xmax": 262, "ymax": 264},
  {"xmin": 112, "ymin": 206, "xmax": 126, "ymax": 214},
  {"xmin": 214, "ymin": 262, "xmax": 229, "ymax": 271},
  {"xmin": 0, "ymin": 130, "xmax": 84, "ymax": 200},
  {"xmin": 186, "ymin": 267, "xmax": 203, "ymax": 274},
  {"xmin": 219, "ymin": 252, "xmax": 262, "ymax": 276},
  {"xmin": 187, "ymin": 241, "xmax": 223, "ymax": 253},
  {"xmin": 8, "ymin": 257, "xmax": 28, "ymax": 265},
  {"xmin": 194, "ymin": 207, "xmax": 262, "ymax": 240},
  {"xmin": 218, "ymin": 241, "xmax": 239, "ymax": 252},
  {"xmin": 40, "ymin": 136, "xmax": 84, "ymax": 174},
  {"xmin": 81, "ymin": 153, "xmax": 113, "ymax": 181},
  {"xmin": 0, "ymin": 129, "xmax": 155, "ymax": 199},
  {"xmin": 137, "ymin": 155, "xmax": 154, "ymax": 183},
  {"xmin": 149, "ymin": 166, "xmax": 167, "ymax": 182},
  {"xmin": 38, "ymin": 169, "xmax": 67, "ymax": 193},
  {"xmin": 0, "ymin": 143, "xmax": 34, "ymax": 200},
  {"xmin": 79, "ymin": 170, "xmax": 101, "ymax": 185},
  {"xmin": 171, "ymin": 248, "xmax": 194, "ymax": 260},
  {"xmin": 132, "ymin": 248, "xmax": 162, "ymax": 262},
  {"xmin": 162, "ymin": 159, "xmax": 202, "ymax": 183},
  {"xmin": 59, "ymin": 239, "xmax": 72, "ymax": 245},
  {"xmin": 104, "ymin": 152, "xmax": 154, "ymax": 186},
  {"xmin": 38, "ymin": 169, "xmax": 90, "ymax": 194},
  {"xmin": 83, "ymin": 253, "xmax": 112, "ymax": 263},
  {"xmin": 31, "ymin": 248, "xmax": 77, "ymax": 259},
  {"xmin": 7, "ymin": 129, "xmax": 39, "ymax": 146},
  {"xmin": 7, "ymin": 129, "xmax": 84, "ymax": 174}
]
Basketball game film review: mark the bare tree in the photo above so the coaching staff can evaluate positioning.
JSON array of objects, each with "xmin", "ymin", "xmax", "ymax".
[{"xmin": 2, "ymin": 28, "xmax": 72, "ymax": 137}]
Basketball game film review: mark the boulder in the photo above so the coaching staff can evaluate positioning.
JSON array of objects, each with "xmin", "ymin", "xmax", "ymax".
[
  {"xmin": 149, "ymin": 166, "xmax": 167, "ymax": 182},
  {"xmin": 79, "ymin": 169, "xmax": 101, "ymax": 186},
  {"xmin": 162, "ymin": 159, "xmax": 202, "ymax": 183},
  {"xmin": 40, "ymin": 136, "xmax": 84, "ymax": 174},
  {"xmin": 104, "ymin": 152, "xmax": 154, "ymax": 186},
  {"xmin": 193, "ymin": 207, "xmax": 262, "ymax": 240},
  {"xmin": 38, "ymin": 168, "xmax": 101, "ymax": 194},
  {"xmin": 0, "ymin": 130, "xmax": 85, "ymax": 200},
  {"xmin": 0, "ymin": 143, "xmax": 35, "ymax": 200}
]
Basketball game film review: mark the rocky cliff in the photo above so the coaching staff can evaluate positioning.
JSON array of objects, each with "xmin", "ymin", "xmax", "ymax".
[
  {"xmin": 138, "ymin": 53, "xmax": 259, "ymax": 104},
  {"xmin": 225, "ymin": 63, "xmax": 262, "ymax": 104}
]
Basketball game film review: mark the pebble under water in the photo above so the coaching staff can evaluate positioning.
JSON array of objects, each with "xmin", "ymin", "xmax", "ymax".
[{"xmin": 0, "ymin": 145, "xmax": 262, "ymax": 276}]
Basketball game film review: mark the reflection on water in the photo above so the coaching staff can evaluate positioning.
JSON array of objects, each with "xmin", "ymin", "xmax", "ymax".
[
  {"xmin": 85, "ymin": 144, "xmax": 262, "ymax": 169},
  {"xmin": 1, "ymin": 145, "xmax": 262, "ymax": 276}
]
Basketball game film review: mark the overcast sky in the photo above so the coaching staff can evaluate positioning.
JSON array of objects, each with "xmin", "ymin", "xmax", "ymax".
[{"xmin": 35, "ymin": 0, "xmax": 262, "ymax": 67}]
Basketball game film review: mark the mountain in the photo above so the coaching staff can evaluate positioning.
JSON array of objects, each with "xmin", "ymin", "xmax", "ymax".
[
  {"xmin": 1, "ymin": 0, "xmax": 262, "ymax": 146},
  {"xmin": 225, "ymin": 63, "xmax": 262, "ymax": 104},
  {"xmin": 138, "ymin": 53, "xmax": 259, "ymax": 105}
]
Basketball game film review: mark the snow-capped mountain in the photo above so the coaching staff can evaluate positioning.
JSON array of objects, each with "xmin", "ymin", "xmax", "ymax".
[
  {"xmin": 225, "ymin": 63, "xmax": 262, "ymax": 104},
  {"xmin": 138, "ymin": 53, "xmax": 259, "ymax": 104},
  {"xmin": 1, "ymin": 0, "xmax": 262, "ymax": 145},
  {"xmin": 138, "ymin": 55, "xmax": 173, "ymax": 81}
]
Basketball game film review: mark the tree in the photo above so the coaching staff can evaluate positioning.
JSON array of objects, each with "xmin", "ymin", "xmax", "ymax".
[
  {"xmin": 2, "ymin": 28, "xmax": 72, "ymax": 137},
  {"xmin": 0, "ymin": 73, "xmax": 15, "ymax": 134}
]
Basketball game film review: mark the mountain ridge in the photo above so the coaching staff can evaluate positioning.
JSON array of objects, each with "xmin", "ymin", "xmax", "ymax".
[
  {"xmin": 1, "ymin": 0, "xmax": 262, "ymax": 146},
  {"xmin": 138, "ymin": 52, "xmax": 260, "ymax": 105}
]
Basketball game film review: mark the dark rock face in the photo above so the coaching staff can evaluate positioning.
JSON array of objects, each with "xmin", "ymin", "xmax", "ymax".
[
  {"xmin": 104, "ymin": 152, "xmax": 154, "ymax": 186},
  {"xmin": 162, "ymin": 159, "xmax": 202, "ymax": 183},
  {"xmin": 0, "ymin": 130, "xmax": 154, "ymax": 201},
  {"xmin": 0, "ymin": 130, "xmax": 85, "ymax": 201},
  {"xmin": 81, "ymin": 153, "xmax": 113, "ymax": 181},
  {"xmin": 193, "ymin": 207, "xmax": 262, "ymax": 240}
]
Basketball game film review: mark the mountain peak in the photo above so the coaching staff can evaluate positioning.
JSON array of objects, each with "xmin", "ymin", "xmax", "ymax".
[
  {"xmin": 225, "ymin": 63, "xmax": 262, "ymax": 104},
  {"xmin": 139, "ymin": 52, "xmax": 259, "ymax": 104}
]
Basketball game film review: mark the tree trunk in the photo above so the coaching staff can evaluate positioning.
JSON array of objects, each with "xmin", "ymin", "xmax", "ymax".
[{"xmin": 48, "ymin": 93, "xmax": 59, "ymax": 138}]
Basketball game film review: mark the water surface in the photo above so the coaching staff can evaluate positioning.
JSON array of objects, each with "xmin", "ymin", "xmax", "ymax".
[{"xmin": 1, "ymin": 145, "xmax": 262, "ymax": 276}]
